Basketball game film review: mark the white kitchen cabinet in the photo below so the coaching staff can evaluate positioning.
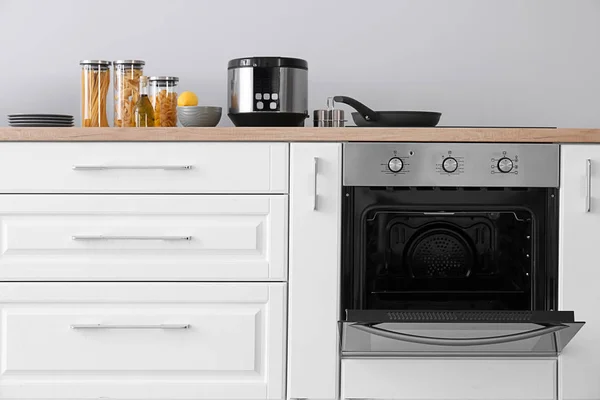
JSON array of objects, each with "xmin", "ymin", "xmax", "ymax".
[
  {"xmin": 287, "ymin": 143, "xmax": 342, "ymax": 400},
  {"xmin": 0, "ymin": 142, "xmax": 288, "ymax": 193},
  {"xmin": 0, "ymin": 282, "xmax": 286, "ymax": 399},
  {"xmin": 560, "ymin": 145, "xmax": 600, "ymax": 400},
  {"xmin": 0, "ymin": 195, "xmax": 287, "ymax": 281},
  {"xmin": 342, "ymin": 358, "xmax": 557, "ymax": 400}
]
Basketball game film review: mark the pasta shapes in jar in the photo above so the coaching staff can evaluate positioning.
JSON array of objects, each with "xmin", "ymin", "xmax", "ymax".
[
  {"xmin": 149, "ymin": 76, "xmax": 179, "ymax": 127},
  {"xmin": 114, "ymin": 60, "xmax": 145, "ymax": 127}
]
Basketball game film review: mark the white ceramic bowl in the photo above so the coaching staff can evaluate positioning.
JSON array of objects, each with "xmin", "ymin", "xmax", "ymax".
[{"xmin": 177, "ymin": 106, "xmax": 222, "ymax": 127}]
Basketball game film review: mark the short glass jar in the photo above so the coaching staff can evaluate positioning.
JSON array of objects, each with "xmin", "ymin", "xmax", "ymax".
[
  {"xmin": 114, "ymin": 60, "xmax": 145, "ymax": 127},
  {"xmin": 80, "ymin": 60, "xmax": 111, "ymax": 127},
  {"xmin": 149, "ymin": 76, "xmax": 179, "ymax": 127}
]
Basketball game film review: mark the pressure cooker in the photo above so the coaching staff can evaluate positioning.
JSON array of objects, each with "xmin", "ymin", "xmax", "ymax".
[{"xmin": 227, "ymin": 56, "xmax": 308, "ymax": 127}]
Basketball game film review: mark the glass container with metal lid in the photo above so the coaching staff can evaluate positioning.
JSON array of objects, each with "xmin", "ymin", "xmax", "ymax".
[
  {"xmin": 149, "ymin": 76, "xmax": 179, "ymax": 127},
  {"xmin": 114, "ymin": 60, "xmax": 145, "ymax": 127},
  {"xmin": 80, "ymin": 60, "xmax": 111, "ymax": 127}
]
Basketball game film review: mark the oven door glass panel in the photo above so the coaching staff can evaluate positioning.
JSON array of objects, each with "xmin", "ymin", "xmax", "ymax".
[{"xmin": 341, "ymin": 310, "xmax": 584, "ymax": 357}]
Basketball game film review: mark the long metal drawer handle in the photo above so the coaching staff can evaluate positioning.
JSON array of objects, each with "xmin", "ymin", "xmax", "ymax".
[
  {"xmin": 586, "ymin": 159, "xmax": 592, "ymax": 213},
  {"xmin": 72, "ymin": 165, "xmax": 193, "ymax": 171},
  {"xmin": 72, "ymin": 235, "xmax": 192, "ymax": 241},
  {"xmin": 71, "ymin": 324, "xmax": 190, "ymax": 330},
  {"xmin": 352, "ymin": 323, "xmax": 566, "ymax": 347}
]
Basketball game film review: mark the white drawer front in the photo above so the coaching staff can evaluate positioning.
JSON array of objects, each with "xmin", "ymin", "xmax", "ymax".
[
  {"xmin": 342, "ymin": 358, "xmax": 556, "ymax": 400},
  {"xmin": 0, "ymin": 195, "xmax": 287, "ymax": 281},
  {"xmin": 0, "ymin": 283, "xmax": 286, "ymax": 399},
  {"xmin": 0, "ymin": 142, "xmax": 288, "ymax": 193}
]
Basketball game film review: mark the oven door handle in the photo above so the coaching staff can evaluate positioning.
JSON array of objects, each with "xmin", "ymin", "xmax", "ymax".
[{"xmin": 351, "ymin": 322, "xmax": 567, "ymax": 347}]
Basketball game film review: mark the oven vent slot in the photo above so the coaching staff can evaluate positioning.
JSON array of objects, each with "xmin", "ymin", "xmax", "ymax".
[
  {"xmin": 385, "ymin": 310, "xmax": 534, "ymax": 322},
  {"xmin": 367, "ymin": 187, "xmax": 536, "ymax": 192}
]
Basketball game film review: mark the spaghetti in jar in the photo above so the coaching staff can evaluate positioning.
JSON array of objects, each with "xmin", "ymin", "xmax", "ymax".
[
  {"xmin": 114, "ymin": 60, "xmax": 145, "ymax": 127},
  {"xmin": 149, "ymin": 76, "xmax": 179, "ymax": 127},
  {"xmin": 80, "ymin": 60, "xmax": 111, "ymax": 127}
]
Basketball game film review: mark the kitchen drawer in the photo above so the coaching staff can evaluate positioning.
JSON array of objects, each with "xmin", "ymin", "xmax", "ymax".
[
  {"xmin": 0, "ymin": 142, "xmax": 288, "ymax": 193},
  {"xmin": 341, "ymin": 358, "xmax": 557, "ymax": 400},
  {"xmin": 0, "ymin": 282, "xmax": 286, "ymax": 399},
  {"xmin": 0, "ymin": 195, "xmax": 287, "ymax": 281}
]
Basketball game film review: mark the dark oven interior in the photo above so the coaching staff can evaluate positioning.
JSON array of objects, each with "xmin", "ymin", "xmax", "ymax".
[{"xmin": 342, "ymin": 186, "xmax": 558, "ymax": 315}]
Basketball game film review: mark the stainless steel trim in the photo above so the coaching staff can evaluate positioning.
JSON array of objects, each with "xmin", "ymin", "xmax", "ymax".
[
  {"xmin": 351, "ymin": 323, "xmax": 566, "ymax": 346},
  {"xmin": 72, "ymin": 165, "xmax": 193, "ymax": 171},
  {"xmin": 586, "ymin": 159, "xmax": 592, "ymax": 212},
  {"xmin": 70, "ymin": 324, "xmax": 190, "ymax": 330},
  {"xmin": 72, "ymin": 235, "xmax": 192, "ymax": 241},
  {"xmin": 343, "ymin": 143, "xmax": 560, "ymax": 187},
  {"xmin": 228, "ymin": 67, "xmax": 308, "ymax": 114},
  {"xmin": 312, "ymin": 157, "xmax": 318, "ymax": 210},
  {"xmin": 340, "ymin": 351, "xmax": 558, "ymax": 358}
]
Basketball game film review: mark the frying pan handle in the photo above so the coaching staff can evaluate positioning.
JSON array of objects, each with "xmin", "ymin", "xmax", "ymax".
[{"xmin": 332, "ymin": 96, "xmax": 379, "ymax": 122}]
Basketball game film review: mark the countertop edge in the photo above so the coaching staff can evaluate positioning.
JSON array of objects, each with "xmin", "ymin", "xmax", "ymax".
[{"xmin": 1, "ymin": 127, "xmax": 599, "ymax": 142}]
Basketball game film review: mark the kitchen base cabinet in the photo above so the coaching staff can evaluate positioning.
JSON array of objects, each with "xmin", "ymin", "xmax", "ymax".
[
  {"xmin": 560, "ymin": 145, "xmax": 600, "ymax": 400},
  {"xmin": 341, "ymin": 359, "xmax": 557, "ymax": 400},
  {"xmin": 0, "ymin": 283, "xmax": 286, "ymax": 400},
  {"xmin": 287, "ymin": 143, "xmax": 342, "ymax": 400},
  {"xmin": 0, "ymin": 195, "xmax": 287, "ymax": 281}
]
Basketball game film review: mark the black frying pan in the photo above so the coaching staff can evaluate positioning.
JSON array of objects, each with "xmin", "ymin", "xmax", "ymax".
[{"xmin": 333, "ymin": 96, "xmax": 441, "ymax": 127}]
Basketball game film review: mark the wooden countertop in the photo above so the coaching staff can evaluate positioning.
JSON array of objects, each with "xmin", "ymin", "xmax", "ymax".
[{"xmin": 1, "ymin": 127, "xmax": 600, "ymax": 142}]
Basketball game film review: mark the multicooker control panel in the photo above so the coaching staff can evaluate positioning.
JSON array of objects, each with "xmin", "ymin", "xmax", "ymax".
[{"xmin": 343, "ymin": 143, "xmax": 559, "ymax": 187}]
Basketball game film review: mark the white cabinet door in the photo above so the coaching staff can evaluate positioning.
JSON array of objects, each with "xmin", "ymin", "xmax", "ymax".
[
  {"xmin": 0, "ymin": 142, "xmax": 288, "ymax": 193},
  {"xmin": 287, "ymin": 143, "xmax": 342, "ymax": 400},
  {"xmin": 560, "ymin": 145, "xmax": 600, "ymax": 400},
  {"xmin": 342, "ymin": 359, "xmax": 557, "ymax": 400},
  {"xmin": 0, "ymin": 195, "xmax": 286, "ymax": 281},
  {"xmin": 0, "ymin": 283, "xmax": 286, "ymax": 400}
]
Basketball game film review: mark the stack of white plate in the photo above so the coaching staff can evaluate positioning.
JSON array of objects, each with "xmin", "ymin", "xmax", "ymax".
[{"xmin": 8, "ymin": 114, "xmax": 74, "ymax": 127}]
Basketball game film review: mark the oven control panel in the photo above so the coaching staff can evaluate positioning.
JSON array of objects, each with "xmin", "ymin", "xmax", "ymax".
[{"xmin": 343, "ymin": 143, "xmax": 559, "ymax": 187}]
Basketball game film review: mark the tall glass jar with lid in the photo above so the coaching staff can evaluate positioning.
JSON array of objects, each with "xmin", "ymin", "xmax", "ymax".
[
  {"xmin": 149, "ymin": 76, "xmax": 179, "ymax": 127},
  {"xmin": 114, "ymin": 60, "xmax": 145, "ymax": 127},
  {"xmin": 80, "ymin": 60, "xmax": 111, "ymax": 127}
]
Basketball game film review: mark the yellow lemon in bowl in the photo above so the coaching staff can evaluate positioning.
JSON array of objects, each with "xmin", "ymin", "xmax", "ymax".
[{"xmin": 177, "ymin": 91, "xmax": 199, "ymax": 107}]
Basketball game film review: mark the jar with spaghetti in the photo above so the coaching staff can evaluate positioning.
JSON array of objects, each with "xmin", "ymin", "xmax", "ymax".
[
  {"xmin": 113, "ymin": 60, "xmax": 145, "ymax": 127},
  {"xmin": 80, "ymin": 60, "xmax": 111, "ymax": 127},
  {"xmin": 149, "ymin": 76, "xmax": 179, "ymax": 127}
]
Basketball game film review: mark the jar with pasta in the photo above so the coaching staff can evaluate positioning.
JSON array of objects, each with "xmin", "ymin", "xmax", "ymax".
[
  {"xmin": 149, "ymin": 76, "xmax": 179, "ymax": 127},
  {"xmin": 113, "ymin": 60, "xmax": 145, "ymax": 127},
  {"xmin": 80, "ymin": 60, "xmax": 111, "ymax": 127}
]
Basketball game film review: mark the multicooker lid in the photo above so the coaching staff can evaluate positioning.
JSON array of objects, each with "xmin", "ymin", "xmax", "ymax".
[{"xmin": 228, "ymin": 56, "xmax": 308, "ymax": 70}]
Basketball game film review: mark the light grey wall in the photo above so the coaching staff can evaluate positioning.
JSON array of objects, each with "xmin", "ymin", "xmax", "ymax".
[{"xmin": 0, "ymin": 0, "xmax": 598, "ymax": 127}]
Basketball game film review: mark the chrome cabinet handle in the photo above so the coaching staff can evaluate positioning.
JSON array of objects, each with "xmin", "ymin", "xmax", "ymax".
[
  {"xmin": 72, "ymin": 235, "xmax": 192, "ymax": 241},
  {"xmin": 72, "ymin": 165, "xmax": 193, "ymax": 171},
  {"xmin": 352, "ymin": 323, "xmax": 566, "ymax": 347},
  {"xmin": 71, "ymin": 324, "xmax": 190, "ymax": 330},
  {"xmin": 586, "ymin": 159, "xmax": 592, "ymax": 213},
  {"xmin": 312, "ymin": 157, "xmax": 318, "ymax": 211}
]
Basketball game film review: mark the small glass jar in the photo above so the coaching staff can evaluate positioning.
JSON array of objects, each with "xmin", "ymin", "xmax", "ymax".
[
  {"xmin": 149, "ymin": 76, "xmax": 179, "ymax": 127},
  {"xmin": 80, "ymin": 60, "xmax": 111, "ymax": 127},
  {"xmin": 114, "ymin": 60, "xmax": 145, "ymax": 127}
]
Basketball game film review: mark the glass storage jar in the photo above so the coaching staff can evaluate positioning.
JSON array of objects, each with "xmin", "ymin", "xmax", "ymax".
[
  {"xmin": 114, "ymin": 60, "xmax": 145, "ymax": 127},
  {"xmin": 149, "ymin": 76, "xmax": 179, "ymax": 127},
  {"xmin": 80, "ymin": 60, "xmax": 111, "ymax": 127}
]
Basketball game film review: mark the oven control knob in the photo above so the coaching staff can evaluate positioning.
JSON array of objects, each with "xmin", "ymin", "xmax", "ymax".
[
  {"xmin": 388, "ymin": 157, "xmax": 404, "ymax": 173},
  {"xmin": 497, "ymin": 157, "xmax": 514, "ymax": 173},
  {"xmin": 442, "ymin": 157, "xmax": 458, "ymax": 173}
]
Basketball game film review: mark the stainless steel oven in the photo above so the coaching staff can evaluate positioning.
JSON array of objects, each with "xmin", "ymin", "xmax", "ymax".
[{"xmin": 340, "ymin": 143, "xmax": 584, "ymax": 357}]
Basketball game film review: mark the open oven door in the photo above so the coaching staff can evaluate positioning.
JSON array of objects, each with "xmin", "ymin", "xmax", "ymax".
[{"xmin": 341, "ymin": 310, "xmax": 584, "ymax": 357}]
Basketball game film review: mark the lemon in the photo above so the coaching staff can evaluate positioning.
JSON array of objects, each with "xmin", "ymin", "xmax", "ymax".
[{"xmin": 178, "ymin": 91, "xmax": 199, "ymax": 107}]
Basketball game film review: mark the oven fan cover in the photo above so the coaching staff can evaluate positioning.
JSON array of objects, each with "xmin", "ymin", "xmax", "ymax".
[{"xmin": 405, "ymin": 226, "xmax": 475, "ymax": 279}]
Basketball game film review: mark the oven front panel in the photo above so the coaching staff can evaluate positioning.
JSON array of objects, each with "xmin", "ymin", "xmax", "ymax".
[{"xmin": 343, "ymin": 143, "xmax": 559, "ymax": 188}]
